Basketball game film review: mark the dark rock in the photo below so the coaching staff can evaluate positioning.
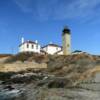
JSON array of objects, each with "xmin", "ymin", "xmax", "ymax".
[{"xmin": 4, "ymin": 85, "xmax": 15, "ymax": 91}]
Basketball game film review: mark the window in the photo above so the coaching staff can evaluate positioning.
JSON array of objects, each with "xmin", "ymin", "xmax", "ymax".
[
  {"xmin": 67, "ymin": 44, "xmax": 70, "ymax": 47},
  {"xmin": 32, "ymin": 44, "xmax": 34, "ymax": 49},
  {"xmin": 27, "ymin": 44, "xmax": 29, "ymax": 48},
  {"xmin": 56, "ymin": 47, "xmax": 58, "ymax": 50},
  {"xmin": 46, "ymin": 47, "xmax": 48, "ymax": 51},
  {"xmin": 36, "ymin": 45, "xmax": 38, "ymax": 49}
]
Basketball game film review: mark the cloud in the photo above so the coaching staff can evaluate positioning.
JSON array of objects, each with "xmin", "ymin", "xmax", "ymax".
[
  {"xmin": 53, "ymin": 0, "xmax": 100, "ymax": 20},
  {"xmin": 13, "ymin": 0, "xmax": 100, "ymax": 22},
  {"xmin": 13, "ymin": 0, "xmax": 33, "ymax": 12}
]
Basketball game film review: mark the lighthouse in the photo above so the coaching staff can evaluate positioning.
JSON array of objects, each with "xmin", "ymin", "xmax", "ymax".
[{"xmin": 62, "ymin": 26, "xmax": 71, "ymax": 55}]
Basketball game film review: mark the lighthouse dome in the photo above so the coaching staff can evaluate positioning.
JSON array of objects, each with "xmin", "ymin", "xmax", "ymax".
[{"xmin": 62, "ymin": 26, "xmax": 70, "ymax": 35}]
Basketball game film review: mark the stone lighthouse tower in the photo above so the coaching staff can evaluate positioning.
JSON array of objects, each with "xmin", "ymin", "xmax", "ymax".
[{"xmin": 62, "ymin": 26, "xmax": 71, "ymax": 55}]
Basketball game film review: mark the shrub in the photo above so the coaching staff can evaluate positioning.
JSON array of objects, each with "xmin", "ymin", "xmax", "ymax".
[
  {"xmin": 0, "ymin": 72, "xmax": 15, "ymax": 80},
  {"xmin": 5, "ymin": 52, "xmax": 38, "ymax": 63}
]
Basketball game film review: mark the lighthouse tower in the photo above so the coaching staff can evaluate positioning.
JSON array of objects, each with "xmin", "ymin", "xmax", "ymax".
[{"xmin": 62, "ymin": 26, "xmax": 71, "ymax": 55}]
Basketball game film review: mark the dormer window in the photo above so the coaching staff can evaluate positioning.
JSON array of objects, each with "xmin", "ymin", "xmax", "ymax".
[
  {"xmin": 56, "ymin": 47, "xmax": 58, "ymax": 50},
  {"xmin": 27, "ymin": 44, "xmax": 29, "ymax": 48},
  {"xmin": 36, "ymin": 45, "xmax": 38, "ymax": 49},
  {"xmin": 32, "ymin": 44, "xmax": 34, "ymax": 49}
]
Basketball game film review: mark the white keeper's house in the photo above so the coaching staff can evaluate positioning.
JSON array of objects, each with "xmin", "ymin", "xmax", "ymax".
[
  {"xmin": 19, "ymin": 27, "xmax": 71, "ymax": 55},
  {"xmin": 19, "ymin": 39, "xmax": 40, "ymax": 53},
  {"xmin": 19, "ymin": 38, "xmax": 63, "ymax": 55},
  {"xmin": 41, "ymin": 43, "xmax": 63, "ymax": 55}
]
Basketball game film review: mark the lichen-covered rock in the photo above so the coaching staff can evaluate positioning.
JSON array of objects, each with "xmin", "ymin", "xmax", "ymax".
[{"xmin": 0, "ymin": 53, "xmax": 100, "ymax": 100}]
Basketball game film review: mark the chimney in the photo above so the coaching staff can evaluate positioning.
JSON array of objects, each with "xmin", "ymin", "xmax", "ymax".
[
  {"xmin": 21, "ymin": 37, "xmax": 24, "ymax": 44},
  {"xmin": 35, "ymin": 40, "xmax": 38, "ymax": 44},
  {"xmin": 49, "ymin": 41, "xmax": 53, "ymax": 44}
]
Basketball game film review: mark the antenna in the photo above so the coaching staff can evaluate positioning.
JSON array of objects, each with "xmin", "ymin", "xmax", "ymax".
[{"xmin": 11, "ymin": 46, "xmax": 14, "ymax": 54}]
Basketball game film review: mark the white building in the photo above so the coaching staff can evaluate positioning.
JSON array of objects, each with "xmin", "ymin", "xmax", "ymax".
[
  {"xmin": 18, "ymin": 37, "xmax": 69, "ymax": 55},
  {"xmin": 55, "ymin": 50, "xmax": 63, "ymax": 55},
  {"xmin": 42, "ymin": 43, "xmax": 62, "ymax": 55},
  {"xmin": 19, "ymin": 38, "xmax": 40, "ymax": 53},
  {"xmin": 72, "ymin": 50, "xmax": 86, "ymax": 55},
  {"xmin": 19, "ymin": 27, "xmax": 72, "ymax": 55}
]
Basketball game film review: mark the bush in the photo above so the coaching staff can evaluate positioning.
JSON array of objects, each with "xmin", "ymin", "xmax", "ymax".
[
  {"xmin": 5, "ymin": 52, "xmax": 38, "ymax": 63},
  {"xmin": 0, "ymin": 72, "xmax": 15, "ymax": 80},
  {"xmin": 48, "ymin": 78, "xmax": 71, "ymax": 88},
  {"xmin": 0, "ymin": 54, "xmax": 12, "ymax": 58}
]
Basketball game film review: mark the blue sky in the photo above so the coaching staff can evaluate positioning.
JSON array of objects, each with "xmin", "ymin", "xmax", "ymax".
[{"xmin": 0, "ymin": 0, "xmax": 100, "ymax": 54}]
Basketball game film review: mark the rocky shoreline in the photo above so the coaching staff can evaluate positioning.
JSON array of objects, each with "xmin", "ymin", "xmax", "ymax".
[{"xmin": 0, "ymin": 53, "xmax": 100, "ymax": 100}]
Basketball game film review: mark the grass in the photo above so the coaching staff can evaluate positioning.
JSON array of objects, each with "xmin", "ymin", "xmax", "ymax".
[
  {"xmin": 0, "ymin": 72, "xmax": 15, "ymax": 81},
  {"xmin": 0, "ymin": 54, "xmax": 12, "ymax": 58},
  {"xmin": 5, "ymin": 52, "xmax": 48, "ymax": 63},
  {"xmin": 5, "ymin": 52, "xmax": 38, "ymax": 63}
]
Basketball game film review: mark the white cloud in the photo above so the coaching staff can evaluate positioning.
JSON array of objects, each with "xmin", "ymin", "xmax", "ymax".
[
  {"xmin": 13, "ymin": 0, "xmax": 33, "ymax": 12},
  {"xmin": 54, "ymin": 0, "xmax": 100, "ymax": 20},
  {"xmin": 13, "ymin": 0, "xmax": 100, "ymax": 21}
]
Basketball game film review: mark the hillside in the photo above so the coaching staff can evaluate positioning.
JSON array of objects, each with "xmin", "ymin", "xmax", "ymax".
[{"xmin": 0, "ymin": 52, "xmax": 100, "ymax": 100}]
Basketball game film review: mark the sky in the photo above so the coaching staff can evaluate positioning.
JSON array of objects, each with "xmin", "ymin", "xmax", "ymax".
[{"xmin": 0, "ymin": 0, "xmax": 100, "ymax": 54}]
